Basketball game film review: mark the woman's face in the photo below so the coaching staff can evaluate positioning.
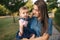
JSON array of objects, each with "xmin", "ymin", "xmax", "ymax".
[{"xmin": 32, "ymin": 5, "xmax": 40, "ymax": 17}]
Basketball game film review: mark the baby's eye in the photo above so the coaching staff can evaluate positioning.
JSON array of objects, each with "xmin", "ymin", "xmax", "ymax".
[
  {"xmin": 23, "ymin": 12, "xmax": 25, "ymax": 14},
  {"xmin": 26, "ymin": 12, "xmax": 29, "ymax": 13}
]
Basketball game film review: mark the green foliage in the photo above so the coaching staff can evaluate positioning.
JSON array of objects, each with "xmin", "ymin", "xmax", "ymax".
[
  {"xmin": 54, "ymin": 8, "xmax": 60, "ymax": 26},
  {"xmin": 47, "ymin": 0, "xmax": 58, "ymax": 12},
  {"xmin": 0, "ymin": 0, "xmax": 27, "ymax": 13},
  {"xmin": 0, "ymin": 10, "xmax": 4, "ymax": 16},
  {"xmin": 0, "ymin": 0, "xmax": 27, "ymax": 23},
  {"xmin": 0, "ymin": 4, "xmax": 10, "ymax": 16},
  {"xmin": 25, "ymin": 0, "xmax": 33, "ymax": 11},
  {"xmin": 47, "ymin": 0, "xmax": 57, "ymax": 2}
]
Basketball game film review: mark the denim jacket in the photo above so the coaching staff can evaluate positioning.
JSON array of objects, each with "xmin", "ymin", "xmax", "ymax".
[{"xmin": 29, "ymin": 17, "xmax": 52, "ymax": 37}]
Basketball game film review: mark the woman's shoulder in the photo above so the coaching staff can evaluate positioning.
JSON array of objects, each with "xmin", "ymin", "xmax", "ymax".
[
  {"xmin": 48, "ymin": 18, "xmax": 53, "ymax": 22},
  {"xmin": 48, "ymin": 18, "xmax": 53, "ymax": 25}
]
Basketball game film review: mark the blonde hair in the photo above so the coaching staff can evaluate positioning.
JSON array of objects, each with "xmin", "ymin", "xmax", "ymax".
[{"xmin": 19, "ymin": 6, "xmax": 29, "ymax": 16}]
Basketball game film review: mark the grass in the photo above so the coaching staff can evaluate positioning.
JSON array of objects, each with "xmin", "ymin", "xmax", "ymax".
[{"xmin": 0, "ymin": 16, "xmax": 19, "ymax": 40}]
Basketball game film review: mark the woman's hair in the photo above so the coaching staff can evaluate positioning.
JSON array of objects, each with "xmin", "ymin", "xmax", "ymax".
[{"xmin": 34, "ymin": 0, "xmax": 49, "ymax": 34}]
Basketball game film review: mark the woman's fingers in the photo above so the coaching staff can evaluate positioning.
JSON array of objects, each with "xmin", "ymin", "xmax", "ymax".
[
  {"xmin": 30, "ymin": 34, "xmax": 35, "ymax": 39},
  {"xmin": 22, "ymin": 38, "xmax": 29, "ymax": 40}
]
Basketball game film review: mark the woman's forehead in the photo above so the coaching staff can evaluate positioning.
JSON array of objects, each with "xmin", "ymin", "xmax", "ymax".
[{"xmin": 33, "ymin": 5, "xmax": 38, "ymax": 9}]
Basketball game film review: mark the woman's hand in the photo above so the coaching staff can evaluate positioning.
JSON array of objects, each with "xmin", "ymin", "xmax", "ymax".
[
  {"xmin": 30, "ymin": 34, "xmax": 35, "ymax": 39},
  {"xmin": 42, "ymin": 33, "xmax": 50, "ymax": 40},
  {"xmin": 22, "ymin": 38, "xmax": 29, "ymax": 40},
  {"xmin": 21, "ymin": 33, "xmax": 50, "ymax": 40}
]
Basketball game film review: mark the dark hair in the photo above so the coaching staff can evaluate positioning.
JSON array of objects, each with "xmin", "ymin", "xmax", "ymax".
[{"xmin": 34, "ymin": 0, "xmax": 49, "ymax": 34}]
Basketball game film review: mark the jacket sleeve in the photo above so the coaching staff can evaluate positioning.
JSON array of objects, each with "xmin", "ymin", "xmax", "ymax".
[{"xmin": 46, "ymin": 18, "xmax": 53, "ymax": 36}]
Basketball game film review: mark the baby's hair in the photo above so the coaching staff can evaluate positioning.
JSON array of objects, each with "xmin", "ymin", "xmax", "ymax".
[
  {"xmin": 19, "ymin": 6, "xmax": 29, "ymax": 15},
  {"xmin": 19, "ymin": 6, "xmax": 28, "ymax": 12}
]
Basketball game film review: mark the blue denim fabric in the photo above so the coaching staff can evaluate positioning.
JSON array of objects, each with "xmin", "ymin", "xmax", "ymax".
[
  {"xmin": 46, "ymin": 18, "xmax": 53, "ymax": 35},
  {"xmin": 29, "ymin": 17, "xmax": 42, "ymax": 37},
  {"xmin": 29, "ymin": 17, "xmax": 52, "ymax": 37}
]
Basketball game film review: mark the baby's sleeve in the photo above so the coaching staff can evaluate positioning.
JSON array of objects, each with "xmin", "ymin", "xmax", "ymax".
[
  {"xmin": 19, "ymin": 19, "xmax": 24, "ymax": 26},
  {"xmin": 19, "ymin": 19, "xmax": 28, "ymax": 27}
]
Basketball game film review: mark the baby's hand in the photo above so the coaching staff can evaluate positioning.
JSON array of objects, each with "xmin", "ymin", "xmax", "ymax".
[{"xmin": 19, "ymin": 32, "xmax": 23, "ymax": 36}]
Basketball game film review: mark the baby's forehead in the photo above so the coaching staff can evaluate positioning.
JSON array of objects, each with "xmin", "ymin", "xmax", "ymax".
[
  {"xmin": 19, "ymin": 8, "xmax": 29, "ymax": 12},
  {"xmin": 19, "ymin": 7, "xmax": 28, "ymax": 10}
]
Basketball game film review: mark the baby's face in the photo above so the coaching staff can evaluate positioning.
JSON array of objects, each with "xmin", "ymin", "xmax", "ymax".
[{"xmin": 19, "ymin": 9, "xmax": 29, "ymax": 18}]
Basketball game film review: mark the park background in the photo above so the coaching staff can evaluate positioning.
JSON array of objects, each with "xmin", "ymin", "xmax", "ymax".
[{"xmin": 0, "ymin": 0, "xmax": 60, "ymax": 40}]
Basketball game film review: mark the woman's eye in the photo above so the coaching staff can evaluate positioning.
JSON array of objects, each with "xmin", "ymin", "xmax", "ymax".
[{"xmin": 33, "ymin": 9, "xmax": 38, "ymax": 11}]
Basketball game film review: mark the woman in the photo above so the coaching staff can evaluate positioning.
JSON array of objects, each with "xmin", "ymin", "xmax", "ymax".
[
  {"xmin": 17, "ymin": 0, "xmax": 52, "ymax": 40},
  {"xmin": 29, "ymin": 0, "xmax": 52, "ymax": 40}
]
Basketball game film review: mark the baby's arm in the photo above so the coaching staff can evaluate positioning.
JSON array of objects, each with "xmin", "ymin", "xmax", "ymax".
[{"xmin": 19, "ymin": 19, "xmax": 24, "ymax": 36}]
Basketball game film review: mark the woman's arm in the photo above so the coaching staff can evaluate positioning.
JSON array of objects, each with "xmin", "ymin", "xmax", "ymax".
[
  {"xmin": 21, "ymin": 35, "xmax": 45, "ymax": 40},
  {"xmin": 41, "ymin": 18, "xmax": 53, "ymax": 40},
  {"xmin": 30, "ymin": 33, "xmax": 49, "ymax": 40},
  {"xmin": 42, "ymin": 33, "xmax": 50, "ymax": 40}
]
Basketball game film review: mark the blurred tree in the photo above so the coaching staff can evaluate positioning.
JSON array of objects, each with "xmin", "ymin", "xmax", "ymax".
[
  {"xmin": 0, "ymin": 4, "xmax": 10, "ymax": 16},
  {"xmin": 0, "ymin": 0, "xmax": 27, "ymax": 23},
  {"xmin": 47, "ymin": 0, "xmax": 58, "ymax": 12},
  {"xmin": 0, "ymin": 0, "xmax": 27, "ymax": 12},
  {"xmin": 54, "ymin": 7, "xmax": 60, "ymax": 26},
  {"xmin": 25, "ymin": 0, "xmax": 33, "ymax": 11}
]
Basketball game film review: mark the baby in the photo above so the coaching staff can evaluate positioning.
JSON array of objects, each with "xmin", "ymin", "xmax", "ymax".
[{"xmin": 16, "ymin": 6, "xmax": 35, "ymax": 40}]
